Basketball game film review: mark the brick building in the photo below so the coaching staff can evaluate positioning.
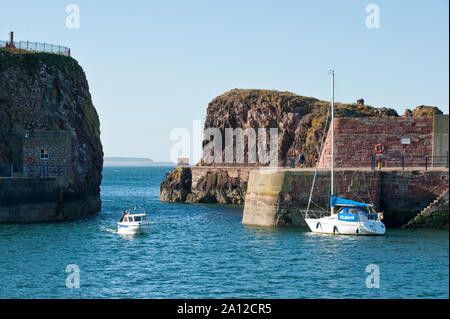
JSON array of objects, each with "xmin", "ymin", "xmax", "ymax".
[
  {"xmin": 318, "ymin": 115, "xmax": 448, "ymax": 168},
  {"xmin": 22, "ymin": 130, "xmax": 71, "ymax": 177}
]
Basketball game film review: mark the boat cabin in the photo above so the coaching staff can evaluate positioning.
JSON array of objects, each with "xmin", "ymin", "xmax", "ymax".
[
  {"xmin": 337, "ymin": 206, "xmax": 379, "ymax": 222},
  {"xmin": 121, "ymin": 213, "xmax": 148, "ymax": 223}
]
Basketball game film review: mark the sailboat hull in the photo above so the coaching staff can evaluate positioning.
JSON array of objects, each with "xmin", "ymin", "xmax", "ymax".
[{"xmin": 305, "ymin": 215, "xmax": 385, "ymax": 236}]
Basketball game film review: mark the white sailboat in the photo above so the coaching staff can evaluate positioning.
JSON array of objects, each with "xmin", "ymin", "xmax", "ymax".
[{"xmin": 301, "ymin": 71, "xmax": 386, "ymax": 236}]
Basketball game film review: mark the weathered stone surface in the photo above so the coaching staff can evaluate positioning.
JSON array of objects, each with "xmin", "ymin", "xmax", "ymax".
[
  {"xmin": 242, "ymin": 169, "xmax": 448, "ymax": 227},
  {"xmin": 403, "ymin": 210, "xmax": 449, "ymax": 229},
  {"xmin": 243, "ymin": 169, "xmax": 383, "ymax": 227},
  {"xmin": 199, "ymin": 89, "xmax": 400, "ymax": 167},
  {"xmin": 0, "ymin": 48, "xmax": 103, "ymax": 222},
  {"xmin": 0, "ymin": 177, "xmax": 101, "ymax": 222},
  {"xmin": 432, "ymin": 114, "xmax": 449, "ymax": 167},
  {"xmin": 161, "ymin": 166, "xmax": 448, "ymax": 228},
  {"xmin": 186, "ymin": 169, "xmax": 247, "ymax": 204},
  {"xmin": 242, "ymin": 169, "xmax": 290, "ymax": 226},
  {"xmin": 411, "ymin": 105, "xmax": 443, "ymax": 117},
  {"xmin": 318, "ymin": 117, "xmax": 434, "ymax": 168},
  {"xmin": 160, "ymin": 167, "xmax": 192, "ymax": 202},
  {"xmin": 160, "ymin": 167, "xmax": 249, "ymax": 204},
  {"xmin": 402, "ymin": 109, "xmax": 413, "ymax": 117},
  {"xmin": 403, "ymin": 189, "xmax": 449, "ymax": 228}
]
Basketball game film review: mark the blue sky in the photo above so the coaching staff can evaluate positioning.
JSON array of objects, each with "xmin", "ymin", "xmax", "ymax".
[{"xmin": 2, "ymin": 0, "xmax": 448, "ymax": 161}]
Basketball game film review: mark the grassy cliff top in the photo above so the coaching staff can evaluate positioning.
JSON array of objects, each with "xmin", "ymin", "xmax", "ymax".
[
  {"xmin": 208, "ymin": 88, "xmax": 400, "ymax": 117},
  {"xmin": 410, "ymin": 105, "xmax": 443, "ymax": 117},
  {"xmin": 210, "ymin": 88, "xmax": 443, "ymax": 118},
  {"xmin": 202, "ymin": 88, "xmax": 443, "ymax": 167},
  {"xmin": 0, "ymin": 47, "xmax": 80, "ymax": 75}
]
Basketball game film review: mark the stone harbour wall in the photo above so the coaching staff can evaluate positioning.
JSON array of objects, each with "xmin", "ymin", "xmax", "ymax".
[
  {"xmin": 318, "ymin": 117, "xmax": 433, "ymax": 168},
  {"xmin": 0, "ymin": 177, "xmax": 100, "ymax": 222},
  {"xmin": 432, "ymin": 114, "xmax": 449, "ymax": 166},
  {"xmin": 161, "ymin": 166, "xmax": 448, "ymax": 227},
  {"xmin": 242, "ymin": 168, "xmax": 448, "ymax": 227}
]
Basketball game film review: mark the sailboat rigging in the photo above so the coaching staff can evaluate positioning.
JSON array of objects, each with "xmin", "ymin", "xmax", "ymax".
[{"xmin": 300, "ymin": 71, "xmax": 386, "ymax": 236}]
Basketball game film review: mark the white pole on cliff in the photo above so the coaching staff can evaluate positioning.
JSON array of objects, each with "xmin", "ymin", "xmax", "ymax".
[{"xmin": 330, "ymin": 70, "xmax": 335, "ymax": 214}]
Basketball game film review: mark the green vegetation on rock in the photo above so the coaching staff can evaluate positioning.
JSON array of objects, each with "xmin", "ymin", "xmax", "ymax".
[
  {"xmin": 202, "ymin": 89, "xmax": 416, "ymax": 166},
  {"xmin": 403, "ymin": 105, "xmax": 443, "ymax": 117},
  {"xmin": 0, "ymin": 48, "xmax": 78, "ymax": 75},
  {"xmin": 404, "ymin": 210, "xmax": 449, "ymax": 229}
]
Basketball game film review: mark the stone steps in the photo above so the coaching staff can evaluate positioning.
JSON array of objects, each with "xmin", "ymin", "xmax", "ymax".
[{"xmin": 419, "ymin": 189, "xmax": 449, "ymax": 217}]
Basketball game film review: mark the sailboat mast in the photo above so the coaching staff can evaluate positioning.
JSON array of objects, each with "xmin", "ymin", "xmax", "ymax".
[{"xmin": 330, "ymin": 70, "xmax": 335, "ymax": 214}]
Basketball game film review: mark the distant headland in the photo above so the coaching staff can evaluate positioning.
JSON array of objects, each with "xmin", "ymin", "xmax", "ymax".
[{"xmin": 104, "ymin": 157, "xmax": 174, "ymax": 167}]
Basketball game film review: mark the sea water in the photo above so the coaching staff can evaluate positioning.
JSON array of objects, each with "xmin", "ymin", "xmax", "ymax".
[{"xmin": 0, "ymin": 166, "xmax": 448, "ymax": 298}]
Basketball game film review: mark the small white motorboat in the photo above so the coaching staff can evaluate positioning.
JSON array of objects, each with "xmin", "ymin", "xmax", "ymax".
[{"xmin": 117, "ymin": 208, "xmax": 150, "ymax": 235}]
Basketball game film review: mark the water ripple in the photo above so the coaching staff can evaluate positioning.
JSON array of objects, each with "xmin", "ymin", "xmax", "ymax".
[{"xmin": 0, "ymin": 167, "xmax": 448, "ymax": 299}]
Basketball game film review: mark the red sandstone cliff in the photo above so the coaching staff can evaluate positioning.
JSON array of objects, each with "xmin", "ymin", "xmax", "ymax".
[
  {"xmin": 0, "ymin": 48, "xmax": 103, "ymax": 221},
  {"xmin": 161, "ymin": 89, "xmax": 443, "ymax": 205},
  {"xmin": 200, "ymin": 89, "xmax": 401, "ymax": 167}
]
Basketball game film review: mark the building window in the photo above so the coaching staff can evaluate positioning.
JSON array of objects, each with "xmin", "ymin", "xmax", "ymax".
[{"xmin": 40, "ymin": 149, "xmax": 49, "ymax": 160}]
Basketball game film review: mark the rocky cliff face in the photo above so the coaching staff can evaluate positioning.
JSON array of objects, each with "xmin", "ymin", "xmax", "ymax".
[
  {"xmin": 403, "ymin": 105, "xmax": 443, "ymax": 117},
  {"xmin": 160, "ymin": 167, "xmax": 192, "ymax": 203},
  {"xmin": 200, "ymin": 89, "xmax": 400, "ymax": 167},
  {"xmin": 161, "ymin": 89, "xmax": 443, "ymax": 204},
  {"xmin": 160, "ymin": 167, "xmax": 248, "ymax": 204},
  {"xmin": 0, "ymin": 48, "xmax": 103, "ymax": 221}
]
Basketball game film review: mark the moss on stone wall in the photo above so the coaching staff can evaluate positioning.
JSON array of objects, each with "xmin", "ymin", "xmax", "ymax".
[{"xmin": 403, "ymin": 210, "xmax": 449, "ymax": 229}]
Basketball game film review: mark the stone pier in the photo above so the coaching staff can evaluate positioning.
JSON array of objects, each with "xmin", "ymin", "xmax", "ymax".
[
  {"xmin": 0, "ymin": 177, "xmax": 101, "ymax": 223},
  {"xmin": 160, "ymin": 166, "xmax": 448, "ymax": 227},
  {"xmin": 242, "ymin": 168, "xmax": 449, "ymax": 227}
]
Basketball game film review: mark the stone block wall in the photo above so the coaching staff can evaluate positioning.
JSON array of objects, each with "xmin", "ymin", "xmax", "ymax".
[
  {"xmin": 318, "ymin": 117, "xmax": 433, "ymax": 168},
  {"xmin": 22, "ymin": 130, "xmax": 71, "ymax": 177},
  {"xmin": 380, "ymin": 170, "xmax": 448, "ymax": 212},
  {"xmin": 242, "ymin": 169, "xmax": 288, "ymax": 226},
  {"xmin": 242, "ymin": 168, "xmax": 448, "ymax": 227},
  {"xmin": 243, "ymin": 169, "xmax": 382, "ymax": 227},
  {"xmin": 0, "ymin": 177, "xmax": 101, "ymax": 222},
  {"xmin": 432, "ymin": 114, "xmax": 449, "ymax": 167},
  {"xmin": 283, "ymin": 170, "xmax": 381, "ymax": 210},
  {"xmin": 0, "ymin": 177, "xmax": 58, "ymax": 222}
]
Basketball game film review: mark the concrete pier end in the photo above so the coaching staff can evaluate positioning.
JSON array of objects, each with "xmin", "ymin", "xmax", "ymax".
[{"xmin": 242, "ymin": 169, "xmax": 288, "ymax": 226}]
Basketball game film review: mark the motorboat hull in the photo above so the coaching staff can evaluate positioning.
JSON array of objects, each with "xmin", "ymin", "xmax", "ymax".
[{"xmin": 117, "ymin": 222, "xmax": 150, "ymax": 235}]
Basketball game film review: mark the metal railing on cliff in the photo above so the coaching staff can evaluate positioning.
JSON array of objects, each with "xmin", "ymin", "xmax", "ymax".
[
  {"xmin": 0, "ymin": 40, "xmax": 70, "ymax": 56},
  {"xmin": 281, "ymin": 153, "xmax": 448, "ymax": 170},
  {"xmin": 371, "ymin": 154, "xmax": 449, "ymax": 171}
]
